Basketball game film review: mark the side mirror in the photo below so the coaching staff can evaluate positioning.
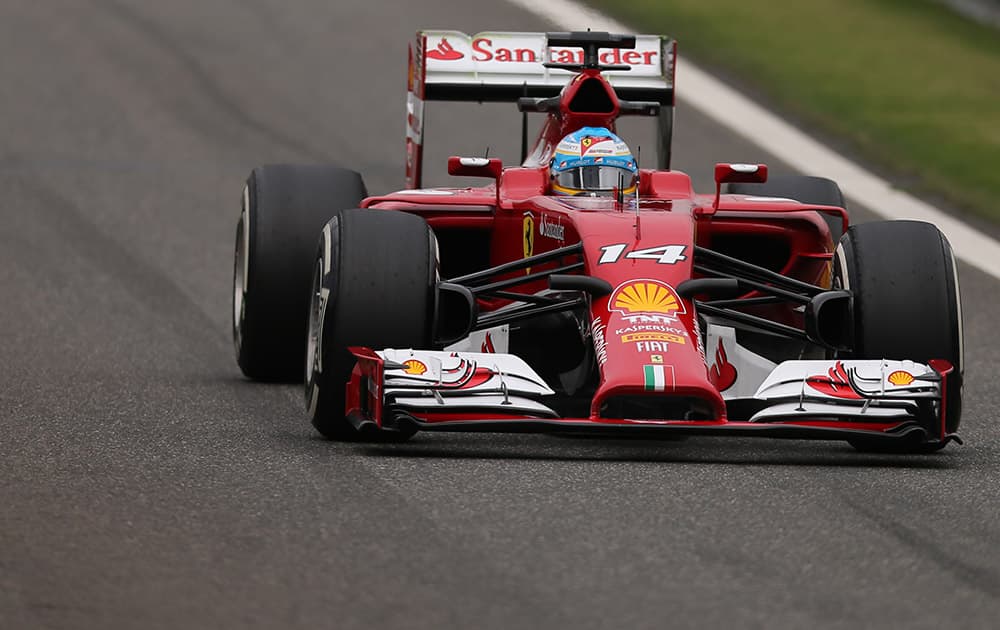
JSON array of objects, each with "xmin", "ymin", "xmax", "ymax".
[
  {"xmin": 712, "ymin": 163, "xmax": 768, "ymax": 210},
  {"xmin": 447, "ymin": 156, "xmax": 503, "ymax": 180},
  {"xmin": 715, "ymin": 162, "xmax": 768, "ymax": 185}
]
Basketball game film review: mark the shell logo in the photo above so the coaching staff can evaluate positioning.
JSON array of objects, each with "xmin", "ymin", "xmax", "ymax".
[
  {"xmin": 611, "ymin": 280, "xmax": 685, "ymax": 317},
  {"xmin": 403, "ymin": 359, "xmax": 427, "ymax": 375},
  {"xmin": 888, "ymin": 370, "xmax": 915, "ymax": 386}
]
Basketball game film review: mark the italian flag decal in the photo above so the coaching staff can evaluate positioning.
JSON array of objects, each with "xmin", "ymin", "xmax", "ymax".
[{"xmin": 643, "ymin": 364, "xmax": 673, "ymax": 391}]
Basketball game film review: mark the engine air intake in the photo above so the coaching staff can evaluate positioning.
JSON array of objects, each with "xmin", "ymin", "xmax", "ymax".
[{"xmin": 568, "ymin": 78, "xmax": 616, "ymax": 114}]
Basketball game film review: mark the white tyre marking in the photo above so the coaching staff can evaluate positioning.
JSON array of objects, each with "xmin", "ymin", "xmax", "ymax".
[
  {"xmin": 241, "ymin": 185, "xmax": 250, "ymax": 293},
  {"xmin": 317, "ymin": 287, "xmax": 329, "ymax": 374},
  {"xmin": 322, "ymin": 222, "xmax": 333, "ymax": 275},
  {"xmin": 950, "ymin": 245, "xmax": 965, "ymax": 373},
  {"xmin": 308, "ymin": 383, "xmax": 320, "ymax": 417},
  {"xmin": 834, "ymin": 242, "xmax": 850, "ymax": 291}
]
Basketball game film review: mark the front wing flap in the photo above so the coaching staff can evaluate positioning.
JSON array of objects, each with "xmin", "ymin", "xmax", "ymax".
[
  {"xmin": 749, "ymin": 359, "xmax": 941, "ymax": 422},
  {"xmin": 344, "ymin": 350, "xmax": 956, "ymax": 446}
]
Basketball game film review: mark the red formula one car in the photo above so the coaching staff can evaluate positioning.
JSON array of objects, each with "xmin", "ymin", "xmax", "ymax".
[{"xmin": 233, "ymin": 31, "xmax": 964, "ymax": 453}]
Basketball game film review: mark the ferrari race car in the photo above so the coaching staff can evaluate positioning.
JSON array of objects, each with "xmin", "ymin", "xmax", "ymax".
[{"xmin": 232, "ymin": 31, "xmax": 964, "ymax": 453}]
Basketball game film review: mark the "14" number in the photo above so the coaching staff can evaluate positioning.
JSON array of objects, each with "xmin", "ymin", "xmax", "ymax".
[{"xmin": 598, "ymin": 244, "xmax": 688, "ymax": 265}]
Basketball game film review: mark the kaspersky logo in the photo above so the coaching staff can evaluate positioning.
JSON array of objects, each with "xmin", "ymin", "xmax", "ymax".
[{"xmin": 610, "ymin": 280, "xmax": 685, "ymax": 322}]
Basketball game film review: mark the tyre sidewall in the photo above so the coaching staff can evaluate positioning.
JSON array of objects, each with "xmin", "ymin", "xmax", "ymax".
[
  {"xmin": 835, "ymin": 220, "xmax": 964, "ymax": 442},
  {"xmin": 307, "ymin": 210, "xmax": 436, "ymax": 440},
  {"xmin": 234, "ymin": 165, "xmax": 367, "ymax": 381}
]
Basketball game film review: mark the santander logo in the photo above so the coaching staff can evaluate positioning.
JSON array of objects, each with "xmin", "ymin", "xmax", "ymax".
[
  {"xmin": 708, "ymin": 339, "xmax": 737, "ymax": 392},
  {"xmin": 426, "ymin": 38, "xmax": 464, "ymax": 61},
  {"xmin": 807, "ymin": 362, "xmax": 863, "ymax": 400},
  {"xmin": 481, "ymin": 331, "xmax": 496, "ymax": 353},
  {"xmin": 425, "ymin": 36, "xmax": 659, "ymax": 66}
]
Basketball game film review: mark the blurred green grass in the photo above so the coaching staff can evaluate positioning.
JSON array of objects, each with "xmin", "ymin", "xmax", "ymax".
[{"xmin": 589, "ymin": 0, "xmax": 1000, "ymax": 220}]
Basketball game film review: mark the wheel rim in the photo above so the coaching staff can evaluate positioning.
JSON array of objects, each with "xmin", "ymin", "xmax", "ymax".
[
  {"xmin": 305, "ymin": 256, "xmax": 324, "ymax": 410},
  {"xmin": 232, "ymin": 214, "xmax": 247, "ymax": 357}
]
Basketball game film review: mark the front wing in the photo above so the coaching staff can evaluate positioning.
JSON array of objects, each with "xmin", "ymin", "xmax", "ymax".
[{"xmin": 344, "ymin": 348, "xmax": 958, "ymax": 447}]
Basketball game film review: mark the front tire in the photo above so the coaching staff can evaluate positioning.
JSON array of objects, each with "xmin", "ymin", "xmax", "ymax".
[
  {"xmin": 306, "ymin": 209, "xmax": 437, "ymax": 440},
  {"xmin": 834, "ymin": 220, "xmax": 964, "ymax": 453},
  {"xmin": 233, "ymin": 165, "xmax": 367, "ymax": 381}
]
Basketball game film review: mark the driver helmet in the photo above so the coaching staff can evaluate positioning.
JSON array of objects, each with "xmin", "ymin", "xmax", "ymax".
[{"xmin": 550, "ymin": 127, "xmax": 638, "ymax": 196}]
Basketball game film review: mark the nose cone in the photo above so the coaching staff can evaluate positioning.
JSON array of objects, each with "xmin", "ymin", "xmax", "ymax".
[{"xmin": 570, "ymin": 211, "xmax": 726, "ymax": 420}]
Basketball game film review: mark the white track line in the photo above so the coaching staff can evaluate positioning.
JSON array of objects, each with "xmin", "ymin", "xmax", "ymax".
[{"xmin": 504, "ymin": 0, "xmax": 1000, "ymax": 280}]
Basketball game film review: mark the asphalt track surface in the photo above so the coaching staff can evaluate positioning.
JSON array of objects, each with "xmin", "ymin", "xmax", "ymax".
[{"xmin": 2, "ymin": 1, "xmax": 999, "ymax": 628}]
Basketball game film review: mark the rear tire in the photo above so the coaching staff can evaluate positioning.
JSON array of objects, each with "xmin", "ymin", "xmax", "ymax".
[
  {"xmin": 727, "ymin": 174, "xmax": 847, "ymax": 242},
  {"xmin": 305, "ymin": 209, "xmax": 437, "ymax": 440},
  {"xmin": 834, "ymin": 220, "xmax": 964, "ymax": 453},
  {"xmin": 233, "ymin": 165, "xmax": 367, "ymax": 381}
]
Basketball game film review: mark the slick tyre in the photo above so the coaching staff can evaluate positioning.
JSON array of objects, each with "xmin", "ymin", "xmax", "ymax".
[
  {"xmin": 726, "ymin": 175, "xmax": 847, "ymax": 242},
  {"xmin": 234, "ymin": 165, "xmax": 367, "ymax": 381},
  {"xmin": 834, "ymin": 220, "xmax": 964, "ymax": 453},
  {"xmin": 306, "ymin": 209, "xmax": 436, "ymax": 440}
]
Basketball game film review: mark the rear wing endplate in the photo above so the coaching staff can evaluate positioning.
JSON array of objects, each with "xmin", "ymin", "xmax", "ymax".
[{"xmin": 406, "ymin": 30, "xmax": 677, "ymax": 188}]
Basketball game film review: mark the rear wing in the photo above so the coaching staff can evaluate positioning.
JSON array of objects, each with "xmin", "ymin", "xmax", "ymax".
[{"xmin": 406, "ymin": 30, "xmax": 677, "ymax": 189}]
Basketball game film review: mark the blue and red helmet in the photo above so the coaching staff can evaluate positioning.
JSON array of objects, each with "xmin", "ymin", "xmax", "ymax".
[{"xmin": 550, "ymin": 127, "xmax": 638, "ymax": 196}]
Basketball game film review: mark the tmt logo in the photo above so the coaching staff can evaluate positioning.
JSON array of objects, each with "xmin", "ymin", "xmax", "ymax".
[{"xmin": 610, "ymin": 279, "xmax": 685, "ymax": 324}]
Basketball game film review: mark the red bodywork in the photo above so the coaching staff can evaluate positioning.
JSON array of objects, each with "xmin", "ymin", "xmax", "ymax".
[{"xmin": 349, "ymin": 58, "xmax": 950, "ymax": 445}]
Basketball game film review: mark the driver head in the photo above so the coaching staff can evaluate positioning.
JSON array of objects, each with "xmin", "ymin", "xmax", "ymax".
[{"xmin": 550, "ymin": 127, "xmax": 637, "ymax": 196}]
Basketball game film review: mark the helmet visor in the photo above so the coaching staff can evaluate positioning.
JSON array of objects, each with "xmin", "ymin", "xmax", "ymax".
[{"xmin": 554, "ymin": 165, "xmax": 637, "ymax": 192}]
